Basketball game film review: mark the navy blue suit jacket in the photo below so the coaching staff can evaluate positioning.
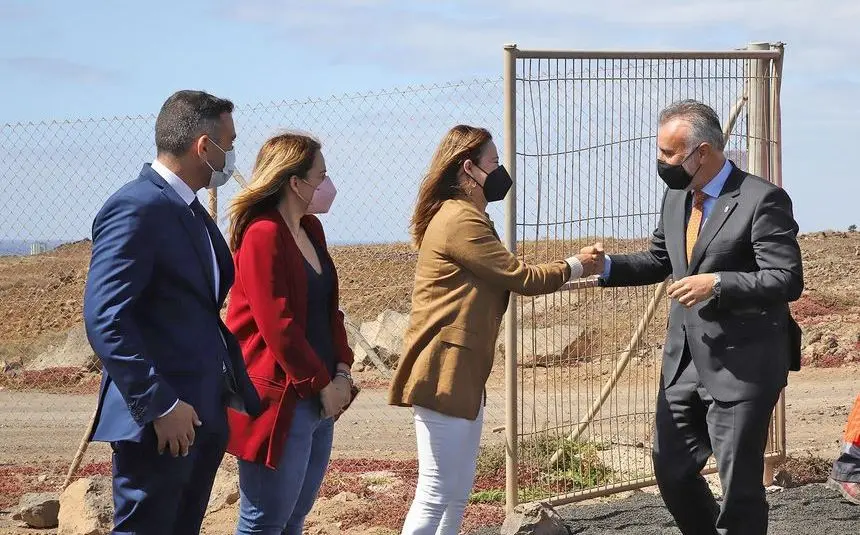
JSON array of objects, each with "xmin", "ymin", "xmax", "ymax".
[{"xmin": 84, "ymin": 164, "xmax": 260, "ymax": 442}]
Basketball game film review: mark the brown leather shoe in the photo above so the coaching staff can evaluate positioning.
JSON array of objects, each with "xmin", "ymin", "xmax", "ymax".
[{"xmin": 826, "ymin": 478, "xmax": 860, "ymax": 505}]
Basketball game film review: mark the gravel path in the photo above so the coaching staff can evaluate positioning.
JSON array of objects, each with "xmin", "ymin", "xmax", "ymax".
[{"xmin": 470, "ymin": 484, "xmax": 859, "ymax": 534}]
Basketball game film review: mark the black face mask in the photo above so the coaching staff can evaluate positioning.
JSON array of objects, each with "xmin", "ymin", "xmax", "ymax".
[
  {"xmin": 473, "ymin": 164, "xmax": 513, "ymax": 202},
  {"xmin": 657, "ymin": 147, "xmax": 702, "ymax": 190}
]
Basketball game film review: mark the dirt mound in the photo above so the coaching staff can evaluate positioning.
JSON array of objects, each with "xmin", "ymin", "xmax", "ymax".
[
  {"xmin": 792, "ymin": 231, "xmax": 860, "ymax": 366},
  {"xmin": 0, "ymin": 243, "xmax": 90, "ymax": 346},
  {"xmin": 2, "ymin": 232, "xmax": 859, "ymax": 370}
]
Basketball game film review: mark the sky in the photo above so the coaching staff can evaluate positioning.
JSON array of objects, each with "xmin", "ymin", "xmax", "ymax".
[{"xmin": 1, "ymin": 0, "xmax": 858, "ymax": 244}]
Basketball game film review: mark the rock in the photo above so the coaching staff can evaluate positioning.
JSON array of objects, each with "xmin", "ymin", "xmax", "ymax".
[
  {"xmin": 14, "ymin": 492, "xmax": 60, "ymax": 528},
  {"xmin": 344, "ymin": 314, "xmax": 390, "ymax": 373},
  {"xmin": 498, "ymin": 326, "xmax": 591, "ymax": 367},
  {"xmin": 27, "ymin": 324, "xmax": 99, "ymax": 372},
  {"xmin": 206, "ymin": 463, "xmax": 240, "ymax": 514},
  {"xmin": 305, "ymin": 492, "xmax": 369, "ymax": 534},
  {"xmin": 344, "ymin": 319, "xmax": 364, "ymax": 364},
  {"xmin": 59, "ymin": 477, "xmax": 112, "ymax": 535},
  {"xmin": 351, "ymin": 340, "xmax": 370, "ymax": 367},
  {"xmin": 360, "ymin": 310, "xmax": 409, "ymax": 367},
  {"xmin": 328, "ymin": 491, "xmax": 361, "ymax": 504},
  {"xmin": 360, "ymin": 471, "xmax": 403, "ymax": 494},
  {"xmin": 775, "ymin": 467, "xmax": 794, "ymax": 488},
  {"xmin": 501, "ymin": 502, "xmax": 571, "ymax": 534},
  {"xmin": 0, "ymin": 358, "xmax": 22, "ymax": 374}
]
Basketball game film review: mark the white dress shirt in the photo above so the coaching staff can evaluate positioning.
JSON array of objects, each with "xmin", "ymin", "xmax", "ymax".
[{"xmin": 565, "ymin": 256, "xmax": 584, "ymax": 281}]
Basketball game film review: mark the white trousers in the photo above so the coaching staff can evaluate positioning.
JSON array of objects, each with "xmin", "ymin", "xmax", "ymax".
[{"xmin": 401, "ymin": 405, "xmax": 484, "ymax": 535}]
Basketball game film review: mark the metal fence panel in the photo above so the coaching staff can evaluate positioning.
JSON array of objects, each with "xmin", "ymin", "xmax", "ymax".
[{"xmin": 503, "ymin": 43, "xmax": 785, "ymax": 508}]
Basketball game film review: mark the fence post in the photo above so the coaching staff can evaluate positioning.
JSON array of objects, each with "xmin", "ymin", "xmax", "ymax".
[
  {"xmin": 503, "ymin": 42, "xmax": 519, "ymax": 513},
  {"xmin": 770, "ymin": 42, "xmax": 788, "ymax": 478},
  {"xmin": 747, "ymin": 41, "xmax": 779, "ymax": 486},
  {"xmin": 746, "ymin": 42, "xmax": 770, "ymax": 180},
  {"xmin": 769, "ymin": 43, "xmax": 784, "ymax": 189}
]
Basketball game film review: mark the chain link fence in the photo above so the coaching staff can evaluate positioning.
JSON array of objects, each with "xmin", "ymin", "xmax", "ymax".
[
  {"xmin": 503, "ymin": 44, "xmax": 786, "ymax": 507},
  {"xmin": 0, "ymin": 78, "xmax": 515, "ymax": 530},
  {"xmin": 0, "ymin": 43, "xmax": 787, "ymax": 530}
]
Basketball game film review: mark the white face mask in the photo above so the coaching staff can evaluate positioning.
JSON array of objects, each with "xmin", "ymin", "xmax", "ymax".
[{"xmin": 204, "ymin": 140, "xmax": 236, "ymax": 189}]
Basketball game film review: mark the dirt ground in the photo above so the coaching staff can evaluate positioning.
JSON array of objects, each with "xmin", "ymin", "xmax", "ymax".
[
  {"xmin": 1, "ymin": 365, "xmax": 857, "ymax": 534},
  {"xmin": 1, "ymin": 365, "xmax": 856, "ymax": 465},
  {"xmin": 1, "ymin": 232, "xmax": 859, "ymax": 533}
]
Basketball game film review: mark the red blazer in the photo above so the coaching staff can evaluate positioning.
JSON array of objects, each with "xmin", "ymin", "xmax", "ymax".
[{"xmin": 225, "ymin": 210, "xmax": 353, "ymax": 469}]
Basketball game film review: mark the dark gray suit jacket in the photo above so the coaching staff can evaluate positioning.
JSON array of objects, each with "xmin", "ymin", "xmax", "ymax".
[{"xmin": 602, "ymin": 163, "xmax": 803, "ymax": 402}]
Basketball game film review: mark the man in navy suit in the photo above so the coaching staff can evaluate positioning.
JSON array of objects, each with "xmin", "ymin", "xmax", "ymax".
[{"xmin": 84, "ymin": 90, "xmax": 261, "ymax": 534}]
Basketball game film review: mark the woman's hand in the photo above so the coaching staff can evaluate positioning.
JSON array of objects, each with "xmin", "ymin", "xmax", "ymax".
[
  {"xmin": 320, "ymin": 382, "xmax": 346, "ymax": 418},
  {"xmin": 332, "ymin": 375, "xmax": 353, "ymax": 409}
]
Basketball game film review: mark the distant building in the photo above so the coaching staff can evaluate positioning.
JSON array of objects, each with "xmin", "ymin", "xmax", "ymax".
[{"xmin": 30, "ymin": 242, "xmax": 48, "ymax": 255}]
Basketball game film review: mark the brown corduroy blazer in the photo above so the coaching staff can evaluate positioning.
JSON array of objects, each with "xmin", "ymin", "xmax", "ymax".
[{"xmin": 388, "ymin": 199, "xmax": 571, "ymax": 420}]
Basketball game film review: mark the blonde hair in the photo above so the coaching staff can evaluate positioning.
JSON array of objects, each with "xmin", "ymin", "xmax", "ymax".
[
  {"xmin": 228, "ymin": 132, "xmax": 321, "ymax": 251},
  {"xmin": 410, "ymin": 125, "xmax": 492, "ymax": 248}
]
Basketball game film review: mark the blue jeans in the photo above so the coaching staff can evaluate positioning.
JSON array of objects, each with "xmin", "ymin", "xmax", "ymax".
[{"xmin": 235, "ymin": 399, "xmax": 334, "ymax": 535}]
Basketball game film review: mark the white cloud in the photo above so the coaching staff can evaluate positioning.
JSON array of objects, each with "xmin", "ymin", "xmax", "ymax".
[
  {"xmin": 218, "ymin": 0, "xmax": 859, "ymax": 231},
  {"xmin": 224, "ymin": 0, "xmax": 859, "ymax": 77},
  {"xmin": 0, "ymin": 57, "xmax": 122, "ymax": 85}
]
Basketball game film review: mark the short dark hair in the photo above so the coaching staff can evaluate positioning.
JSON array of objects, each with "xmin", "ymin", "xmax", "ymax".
[
  {"xmin": 155, "ymin": 90, "xmax": 234, "ymax": 156},
  {"xmin": 659, "ymin": 99, "xmax": 725, "ymax": 151}
]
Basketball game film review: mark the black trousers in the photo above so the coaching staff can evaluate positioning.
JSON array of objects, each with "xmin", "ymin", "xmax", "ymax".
[{"xmin": 653, "ymin": 352, "xmax": 780, "ymax": 535}]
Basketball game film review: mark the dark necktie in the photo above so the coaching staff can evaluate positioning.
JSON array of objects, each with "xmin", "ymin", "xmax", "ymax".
[
  {"xmin": 191, "ymin": 199, "xmax": 243, "ymax": 409},
  {"xmin": 189, "ymin": 198, "xmax": 216, "ymax": 296}
]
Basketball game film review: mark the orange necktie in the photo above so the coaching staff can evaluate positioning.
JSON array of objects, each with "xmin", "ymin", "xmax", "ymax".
[{"xmin": 686, "ymin": 190, "xmax": 706, "ymax": 263}]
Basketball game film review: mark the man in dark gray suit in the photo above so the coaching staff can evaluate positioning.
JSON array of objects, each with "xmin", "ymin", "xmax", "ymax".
[{"xmin": 580, "ymin": 100, "xmax": 803, "ymax": 534}]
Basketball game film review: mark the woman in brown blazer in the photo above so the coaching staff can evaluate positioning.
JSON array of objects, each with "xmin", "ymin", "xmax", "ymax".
[{"xmin": 389, "ymin": 125, "xmax": 602, "ymax": 534}]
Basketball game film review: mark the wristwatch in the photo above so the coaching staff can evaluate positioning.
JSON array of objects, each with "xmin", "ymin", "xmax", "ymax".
[{"xmin": 712, "ymin": 273, "xmax": 722, "ymax": 298}]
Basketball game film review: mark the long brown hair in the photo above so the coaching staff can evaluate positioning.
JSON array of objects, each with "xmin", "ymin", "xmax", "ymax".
[
  {"xmin": 228, "ymin": 132, "xmax": 321, "ymax": 251},
  {"xmin": 410, "ymin": 125, "xmax": 492, "ymax": 248}
]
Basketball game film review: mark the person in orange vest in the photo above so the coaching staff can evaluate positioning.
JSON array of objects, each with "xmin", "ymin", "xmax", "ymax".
[{"xmin": 827, "ymin": 394, "xmax": 860, "ymax": 505}]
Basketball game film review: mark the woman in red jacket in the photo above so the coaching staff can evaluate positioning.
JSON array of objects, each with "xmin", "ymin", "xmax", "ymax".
[{"xmin": 226, "ymin": 132, "xmax": 354, "ymax": 535}]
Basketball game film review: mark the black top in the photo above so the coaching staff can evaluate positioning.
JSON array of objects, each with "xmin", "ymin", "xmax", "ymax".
[{"xmin": 303, "ymin": 237, "xmax": 337, "ymax": 378}]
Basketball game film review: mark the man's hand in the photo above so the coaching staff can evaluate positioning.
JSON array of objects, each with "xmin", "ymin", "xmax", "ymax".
[
  {"xmin": 577, "ymin": 242, "xmax": 606, "ymax": 277},
  {"xmin": 153, "ymin": 400, "xmax": 201, "ymax": 457},
  {"xmin": 667, "ymin": 274, "xmax": 717, "ymax": 307}
]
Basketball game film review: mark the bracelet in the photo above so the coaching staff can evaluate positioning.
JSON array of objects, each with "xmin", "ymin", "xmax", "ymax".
[{"xmin": 335, "ymin": 370, "xmax": 353, "ymax": 385}]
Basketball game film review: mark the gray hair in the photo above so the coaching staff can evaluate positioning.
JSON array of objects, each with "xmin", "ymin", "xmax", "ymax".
[
  {"xmin": 155, "ymin": 90, "xmax": 234, "ymax": 156},
  {"xmin": 659, "ymin": 99, "xmax": 725, "ymax": 152}
]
